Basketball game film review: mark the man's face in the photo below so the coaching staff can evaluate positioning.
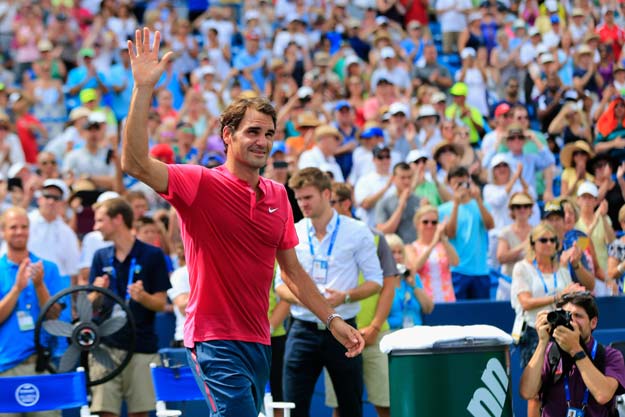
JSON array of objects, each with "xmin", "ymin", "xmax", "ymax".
[
  {"xmin": 547, "ymin": 74, "xmax": 561, "ymax": 91},
  {"xmin": 335, "ymin": 107, "xmax": 353, "ymax": 125},
  {"xmin": 374, "ymin": 149, "xmax": 391, "ymax": 173},
  {"xmin": 137, "ymin": 224, "xmax": 160, "ymax": 246},
  {"xmin": 506, "ymin": 132, "xmax": 526, "ymax": 154},
  {"xmin": 223, "ymin": 108, "xmax": 276, "ymax": 170},
  {"xmin": 38, "ymin": 186, "xmax": 63, "ymax": 220},
  {"xmin": 131, "ymin": 198, "xmax": 148, "ymax": 220},
  {"xmin": 424, "ymin": 45, "xmax": 436, "ymax": 63},
  {"xmin": 3, "ymin": 211, "xmax": 29, "ymax": 251},
  {"xmin": 514, "ymin": 109, "xmax": 529, "ymax": 128},
  {"xmin": 506, "ymin": 80, "xmax": 519, "ymax": 98},
  {"xmin": 562, "ymin": 302, "xmax": 597, "ymax": 342},
  {"xmin": 330, "ymin": 192, "xmax": 351, "ymax": 216},
  {"xmin": 93, "ymin": 207, "xmax": 116, "ymax": 241},
  {"xmin": 393, "ymin": 168, "xmax": 413, "ymax": 191},
  {"xmin": 545, "ymin": 214, "xmax": 565, "ymax": 237},
  {"xmin": 449, "ymin": 175, "xmax": 470, "ymax": 192},
  {"xmin": 294, "ymin": 185, "xmax": 330, "ymax": 219}
]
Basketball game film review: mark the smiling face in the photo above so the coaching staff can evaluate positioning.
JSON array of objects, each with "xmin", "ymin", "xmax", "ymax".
[
  {"xmin": 3, "ymin": 210, "xmax": 29, "ymax": 252},
  {"xmin": 223, "ymin": 108, "xmax": 276, "ymax": 170}
]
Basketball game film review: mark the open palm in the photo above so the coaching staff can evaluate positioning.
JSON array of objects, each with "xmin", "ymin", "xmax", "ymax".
[{"xmin": 127, "ymin": 28, "xmax": 173, "ymax": 88}]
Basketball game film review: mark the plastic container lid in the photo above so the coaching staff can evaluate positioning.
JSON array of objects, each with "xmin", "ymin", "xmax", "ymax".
[{"xmin": 380, "ymin": 325, "xmax": 513, "ymax": 354}]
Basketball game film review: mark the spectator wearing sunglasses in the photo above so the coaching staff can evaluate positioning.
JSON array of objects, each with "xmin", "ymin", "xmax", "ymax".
[{"xmin": 405, "ymin": 205, "xmax": 458, "ymax": 303}]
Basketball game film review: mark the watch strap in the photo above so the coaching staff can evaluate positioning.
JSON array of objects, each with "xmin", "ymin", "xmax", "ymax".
[{"xmin": 572, "ymin": 350, "xmax": 587, "ymax": 362}]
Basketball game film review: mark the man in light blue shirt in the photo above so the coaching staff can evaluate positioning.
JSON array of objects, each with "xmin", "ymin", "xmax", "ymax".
[
  {"xmin": 276, "ymin": 167, "xmax": 382, "ymax": 417},
  {"xmin": 107, "ymin": 49, "xmax": 134, "ymax": 122},
  {"xmin": 65, "ymin": 48, "xmax": 109, "ymax": 111},
  {"xmin": 439, "ymin": 167, "xmax": 495, "ymax": 300},
  {"xmin": 233, "ymin": 31, "xmax": 269, "ymax": 94}
]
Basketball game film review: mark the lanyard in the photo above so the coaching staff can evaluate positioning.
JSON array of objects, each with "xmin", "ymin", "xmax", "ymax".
[
  {"xmin": 109, "ymin": 255, "xmax": 137, "ymax": 301},
  {"xmin": 533, "ymin": 260, "xmax": 558, "ymax": 295},
  {"xmin": 564, "ymin": 340, "xmax": 598, "ymax": 409},
  {"xmin": 307, "ymin": 215, "xmax": 340, "ymax": 258}
]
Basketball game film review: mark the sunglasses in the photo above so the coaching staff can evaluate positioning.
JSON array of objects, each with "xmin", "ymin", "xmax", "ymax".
[
  {"xmin": 330, "ymin": 198, "xmax": 346, "ymax": 205},
  {"xmin": 40, "ymin": 160, "xmax": 56, "ymax": 166},
  {"xmin": 42, "ymin": 193, "xmax": 62, "ymax": 201},
  {"xmin": 537, "ymin": 237, "xmax": 557, "ymax": 244},
  {"xmin": 494, "ymin": 163, "xmax": 509, "ymax": 169},
  {"xmin": 413, "ymin": 158, "xmax": 427, "ymax": 164},
  {"xmin": 376, "ymin": 154, "xmax": 391, "ymax": 160},
  {"xmin": 511, "ymin": 204, "xmax": 532, "ymax": 210},
  {"xmin": 507, "ymin": 135, "xmax": 525, "ymax": 141},
  {"xmin": 421, "ymin": 219, "xmax": 438, "ymax": 225},
  {"xmin": 516, "ymin": 116, "xmax": 528, "ymax": 120}
]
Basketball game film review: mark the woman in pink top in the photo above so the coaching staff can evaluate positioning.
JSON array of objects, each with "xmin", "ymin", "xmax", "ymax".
[{"xmin": 405, "ymin": 205, "xmax": 459, "ymax": 302}]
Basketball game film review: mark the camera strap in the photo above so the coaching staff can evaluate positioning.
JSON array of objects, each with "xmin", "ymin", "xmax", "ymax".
[
  {"xmin": 533, "ymin": 260, "xmax": 558, "ymax": 295},
  {"xmin": 563, "ymin": 339, "xmax": 598, "ymax": 410}
]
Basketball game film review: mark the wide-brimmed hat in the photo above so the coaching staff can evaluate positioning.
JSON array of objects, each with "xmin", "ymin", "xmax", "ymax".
[
  {"xmin": 560, "ymin": 140, "xmax": 594, "ymax": 168},
  {"xmin": 433, "ymin": 142, "xmax": 464, "ymax": 160},
  {"xmin": 508, "ymin": 191, "xmax": 534, "ymax": 208}
]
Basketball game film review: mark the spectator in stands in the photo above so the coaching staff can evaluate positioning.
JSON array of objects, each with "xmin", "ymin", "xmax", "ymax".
[
  {"xmin": 30, "ymin": 59, "xmax": 66, "ymax": 140},
  {"xmin": 435, "ymin": 0, "xmax": 472, "ymax": 54},
  {"xmin": 89, "ymin": 198, "xmax": 170, "ymax": 417},
  {"xmin": 44, "ymin": 107, "xmax": 90, "ymax": 164},
  {"xmin": 439, "ymin": 166, "xmax": 494, "ymax": 300},
  {"xmin": 405, "ymin": 205, "xmax": 457, "ymax": 303},
  {"xmin": 412, "ymin": 43, "xmax": 453, "ymax": 92},
  {"xmin": 457, "ymin": 13, "xmax": 486, "ymax": 57},
  {"xmin": 108, "ymin": 47, "xmax": 134, "ymax": 123},
  {"xmin": 64, "ymin": 48, "xmax": 109, "ymax": 111},
  {"xmin": 573, "ymin": 44, "xmax": 604, "ymax": 95},
  {"xmin": 0, "ymin": 207, "xmax": 64, "ymax": 416},
  {"xmin": 36, "ymin": 152, "xmax": 61, "ymax": 181},
  {"xmin": 445, "ymin": 82, "xmax": 486, "ymax": 146},
  {"xmin": 331, "ymin": 101, "xmax": 359, "ymax": 180},
  {"xmin": 559, "ymin": 141, "xmax": 595, "ymax": 198},
  {"xmin": 596, "ymin": 6, "xmax": 625, "ymax": 65},
  {"xmin": 385, "ymin": 233, "xmax": 434, "ymax": 330},
  {"xmin": 497, "ymin": 192, "xmax": 534, "ymax": 281},
  {"xmin": 594, "ymin": 96, "xmax": 625, "ymax": 162},
  {"xmin": 376, "ymin": 162, "xmax": 421, "ymax": 244},
  {"xmin": 414, "ymin": 105, "xmax": 442, "ymax": 158},
  {"xmin": 537, "ymin": 72, "xmax": 566, "ymax": 133},
  {"xmin": 0, "ymin": 112, "xmax": 25, "ymax": 178},
  {"xmin": 432, "ymin": 141, "xmax": 463, "ymax": 186},
  {"xmin": 28, "ymin": 179, "xmax": 80, "ymax": 286},
  {"xmin": 13, "ymin": 93, "xmax": 47, "ymax": 165},
  {"xmin": 354, "ymin": 144, "xmax": 395, "ymax": 228},
  {"xmin": 298, "ymin": 125, "xmax": 344, "ymax": 183},
  {"xmin": 454, "ymin": 124, "xmax": 485, "ymax": 184},
  {"xmin": 549, "ymin": 102, "xmax": 592, "ymax": 145},
  {"xmin": 520, "ymin": 292, "xmax": 625, "ymax": 416},
  {"xmin": 405, "ymin": 150, "xmax": 444, "ymax": 206},
  {"xmin": 349, "ymin": 125, "xmax": 390, "ymax": 186},
  {"xmin": 370, "ymin": 47, "xmax": 412, "ymax": 98},
  {"xmin": 588, "ymin": 153, "xmax": 625, "ymax": 232}
]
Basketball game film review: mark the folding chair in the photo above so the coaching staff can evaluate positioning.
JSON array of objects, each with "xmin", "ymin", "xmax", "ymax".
[
  {"xmin": 149, "ymin": 363, "xmax": 295, "ymax": 417},
  {"xmin": 0, "ymin": 367, "xmax": 97, "ymax": 417}
]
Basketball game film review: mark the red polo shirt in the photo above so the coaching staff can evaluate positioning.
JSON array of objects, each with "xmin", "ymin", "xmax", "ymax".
[{"xmin": 161, "ymin": 164, "xmax": 298, "ymax": 347}]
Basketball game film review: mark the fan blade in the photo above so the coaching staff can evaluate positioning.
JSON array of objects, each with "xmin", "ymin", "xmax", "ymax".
[
  {"xmin": 92, "ymin": 346, "xmax": 116, "ymax": 370},
  {"xmin": 75, "ymin": 292, "xmax": 93, "ymax": 323},
  {"xmin": 42, "ymin": 320, "xmax": 74, "ymax": 337},
  {"xmin": 58, "ymin": 344, "xmax": 81, "ymax": 372},
  {"xmin": 99, "ymin": 315, "xmax": 127, "ymax": 337}
]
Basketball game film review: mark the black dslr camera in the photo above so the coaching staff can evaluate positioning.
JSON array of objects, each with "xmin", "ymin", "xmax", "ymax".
[{"xmin": 547, "ymin": 309, "xmax": 573, "ymax": 335}]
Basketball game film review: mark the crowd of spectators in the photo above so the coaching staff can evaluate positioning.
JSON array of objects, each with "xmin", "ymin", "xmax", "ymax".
[{"xmin": 1, "ymin": 0, "xmax": 625, "ymax": 413}]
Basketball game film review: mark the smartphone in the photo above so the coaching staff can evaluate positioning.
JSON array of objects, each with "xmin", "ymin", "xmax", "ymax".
[
  {"xmin": 8, "ymin": 177, "xmax": 23, "ymax": 191},
  {"xmin": 576, "ymin": 236, "xmax": 589, "ymax": 251}
]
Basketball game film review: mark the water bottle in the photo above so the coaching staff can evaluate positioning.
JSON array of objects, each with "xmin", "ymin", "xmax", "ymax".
[{"xmin": 262, "ymin": 383, "xmax": 274, "ymax": 417}]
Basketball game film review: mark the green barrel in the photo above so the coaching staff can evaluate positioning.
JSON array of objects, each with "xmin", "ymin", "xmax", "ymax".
[{"xmin": 388, "ymin": 339, "xmax": 512, "ymax": 417}]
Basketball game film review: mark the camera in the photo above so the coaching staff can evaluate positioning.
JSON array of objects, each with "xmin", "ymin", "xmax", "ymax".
[{"xmin": 547, "ymin": 309, "xmax": 573, "ymax": 334}]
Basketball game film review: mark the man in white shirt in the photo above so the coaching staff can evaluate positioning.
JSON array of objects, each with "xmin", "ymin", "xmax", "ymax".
[
  {"xmin": 28, "ymin": 179, "xmax": 80, "ymax": 285},
  {"xmin": 354, "ymin": 144, "xmax": 395, "ymax": 228},
  {"xmin": 298, "ymin": 125, "xmax": 345, "ymax": 182},
  {"xmin": 435, "ymin": 0, "xmax": 472, "ymax": 53},
  {"xmin": 370, "ymin": 47, "xmax": 411, "ymax": 96},
  {"xmin": 276, "ymin": 167, "xmax": 382, "ymax": 417}
]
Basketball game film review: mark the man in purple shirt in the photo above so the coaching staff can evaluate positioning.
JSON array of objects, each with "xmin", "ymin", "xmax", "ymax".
[{"xmin": 520, "ymin": 292, "xmax": 625, "ymax": 417}]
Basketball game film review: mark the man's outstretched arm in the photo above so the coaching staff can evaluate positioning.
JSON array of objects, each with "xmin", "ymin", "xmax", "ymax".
[{"xmin": 122, "ymin": 28, "xmax": 172, "ymax": 194}]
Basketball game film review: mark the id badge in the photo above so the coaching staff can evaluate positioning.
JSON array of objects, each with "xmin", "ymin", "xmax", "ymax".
[
  {"xmin": 566, "ymin": 408, "xmax": 584, "ymax": 417},
  {"xmin": 311, "ymin": 258, "xmax": 329, "ymax": 285},
  {"xmin": 17, "ymin": 311, "xmax": 35, "ymax": 331}
]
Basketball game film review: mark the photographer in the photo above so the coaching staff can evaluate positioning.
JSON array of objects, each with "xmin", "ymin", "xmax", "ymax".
[{"xmin": 520, "ymin": 292, "xmax": 625, "ymax": 417}]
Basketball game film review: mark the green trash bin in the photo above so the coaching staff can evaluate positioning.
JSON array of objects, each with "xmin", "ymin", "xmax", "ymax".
[{"xmin": 381, "ymin": 325, "xmax": 513, "ymax": 417}]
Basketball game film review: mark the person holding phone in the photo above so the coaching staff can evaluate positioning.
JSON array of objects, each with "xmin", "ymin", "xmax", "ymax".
[{"xmin": 437, "ymin": 166, "xmax": 495, "ymax": 299}]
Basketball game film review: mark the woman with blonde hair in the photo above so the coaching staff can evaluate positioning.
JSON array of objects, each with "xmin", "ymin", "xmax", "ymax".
[
  {"xmin": 405, "ymin": 206, "xmax": 458, "ymax": 303},
  {"xmin": 385, "ymin": 233, "xmax": 434, "ymax": 330},
  {"xmin": 497, "ymin": 192, "xmax": 534, "ymax": 280}
]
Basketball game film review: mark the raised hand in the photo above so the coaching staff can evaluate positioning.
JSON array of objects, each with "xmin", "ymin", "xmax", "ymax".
[{"xmin": 127, "ymin": 28, "xmax": 174, "ymax": 88}]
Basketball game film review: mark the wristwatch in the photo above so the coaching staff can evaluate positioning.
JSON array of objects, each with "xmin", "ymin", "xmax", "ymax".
[
  {"xmin": 572, "ymin": 350, "xmax": 587, "ymax": 362},
  {"xmin": 344, "ymin": 293, "xmax": 352, "ymax": 304}
]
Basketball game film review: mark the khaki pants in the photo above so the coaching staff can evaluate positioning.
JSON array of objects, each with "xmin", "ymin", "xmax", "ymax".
[
  {"xmin": 0, "ymin": 356, "xmax": 61, "ymax": 417},
  {"xmin": 324, "ymin": 331, "xmax": 390, "ymax": 408},
  {"xmin": 442, "ymin": 31, "xmax": 460, "ymax": 54},
  {"xmin": 89, "ymin": 346, "xmax": 160, "ymax": 415}
]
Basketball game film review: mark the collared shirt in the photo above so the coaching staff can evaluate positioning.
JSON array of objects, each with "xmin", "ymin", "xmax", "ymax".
[
  {"xmin": 0, "ymin": 253, "xmax": 65, "ymax": 372},
  {"xmin": 540, "ymin": 337, "xmax": 625, "ymax": 417},
  {"xmin": 298, "ymin": 146, "xmax": 345, "ymax": 182},
  {"xmin": 482, "ymin": 149, "xmax": 555, "ymax": 194},
  {"xmin": 276, "ymin": 210, "xmax": 383, "ymax": 323},
  {"xmin": 28, "ymin": 211, "xmax": 80, "ymax": 277}
]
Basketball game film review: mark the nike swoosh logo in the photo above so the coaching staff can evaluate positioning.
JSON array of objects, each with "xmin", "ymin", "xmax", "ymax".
[{"xmin": 269, "ymin": 208, "xmax": 278, "ymax": 213}]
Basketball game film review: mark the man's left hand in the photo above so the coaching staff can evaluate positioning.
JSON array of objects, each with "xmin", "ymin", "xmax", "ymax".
[
  {"xmin": 552, "ymin": 320, "xmax": 583, "ymax": 356},
  {"xmin": 127, "ymin": 280, "xmax": 146, "ymax": 303},
  {"xmin": 329, "ymin": 319, "xmax": 365, "ymax": 357}
]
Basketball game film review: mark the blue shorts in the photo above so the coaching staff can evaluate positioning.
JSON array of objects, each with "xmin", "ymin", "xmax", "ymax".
[
  {"xmin": 452, "ymin": 272, "xmax": 491, "ymax": 300},
  {"xmin": 187, "ymin": 340, "xmax": 271, "ymax": 417}
]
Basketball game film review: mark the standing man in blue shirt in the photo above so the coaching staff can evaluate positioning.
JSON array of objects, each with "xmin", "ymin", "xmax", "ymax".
[
  {"xmin": 65, "ymin": 48, "xmax": 110, "ymax": 111},
  {"xmin": 233, "ymin": 31, "xmax": 269, "ymax": 94},
  {"xmin": 108, "ymin": 49, "xmax": 134, "ymax": 123},
  {"xmin": 276, "ymin": 168, "xmax": 383, "ymax": 417},
  {"xmin": 0, "ymin": 207, "xmax": 65, "ymax": 417},
  {"xmin": 439, "ymin": 166, "xmax": 495, "ymax": 299}
]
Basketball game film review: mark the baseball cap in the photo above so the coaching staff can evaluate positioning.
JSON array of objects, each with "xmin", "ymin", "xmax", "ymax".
[
  {"xmin": 577, "ymin": 181, "xmax": 599, "ymax": 198},
  {"xmin": 508, "ymin": 192, "xmax": 534, "ymax": 208},
  {"xmin": 506, "ymin": 123, "xmax": 525, "ymax": 138},
  {"xmin": 244, "ymin": 10, "xmax": 260, "ymax": 21},
  {"xmin": 550, "ymin": 15, "xmax": 560, "ymax": 24},
  {"xmin": 512, "ymin": 19, "xmax": 526, "ymax": 30},
  {"xmin": 8, "ymin": 163, "xmax": 27, "ymax": 179},
  {"xmin": 96, "ymin": 191, "xmax": 121, "ymax": 203},
  {"xmin": 406, "ymin": 149, "xmax": 428, "ymax": 163},
  {"xmin": 417, "ymin": 105, "xmax": 438, "ymax": 119},
  {"xmin": 79, "ymin": 47, "xmax": 95, "ymax": 58},
  {"xmin": 334, "ymin": 100, "xmax": 352, "ymax": 112},
  {"xmin": 270, "ymin": 141, "xmax": 287, "ymax": 157},
  {"xmin": 528, "ymin": 27, "xmax": 540, "ymax": 37},
  {"xmin": 79, "ymin": 88, "xmax": 98, "ymax": 104},
  {"xmin": 545, "ymin": 0, "xmax": 558, "ymax": 12},
  {"xmin": 149, "ymin": 143, "xmax": 175, "ymax": 164},
  {"xmin": 297, "ymin": 86, "xmax": 314, "ymax": 100},
  {"xmin": 543, "ymin": 200, "xmax": 564, "ymax": 218},
  {"xmin": 314, "ymin": 51, "xmax": 330, "ymax": 66},
  {"xmin": 42, "ymin": 178, "xmax": 70, "ymax": 200},
  {"xmin": 540, "ymin": 53, "xmax": 555, "ymax": 64},
  {"xmin": 375, "ymin": 16, "xmax": 389, "ymax": 25},
  {"xmin": 360, "ymin": 126, "xmax": 384, "ymax": 139},
  {"xmin": 37, "ymin": 39, "xmax": 54, "ymax": 52},
  {"xmin": 372, "ymin": 143, "xmax": 391, "ymax": 157},
  {"xmin": 68, "ymin": 107, "xmax": 91, "ymax": 122},
  {"xmin": 490, "ymin": 153, "xmax": 512, "ymax": 169},
  {"xmin": 389, "ymin": 102, "xmax": 409, "ymax": 116},
  {"xmin": 380, "ymin": 46, "xmax": 396, "ymax": 59},
  {"xmin": 432, "ymin": 91, "xmax": 447, "ymax": 104},
  {"xmin": 460, "ymin": 47, "xmax": 476, "ymax": 60},
  {"xmin": 572, "ymin": 7, "xmax": 584, "ymax": 16},
  {"xmin": 494, "ymin": 103, "xmax": 511, "ymax": 117},
  {"xmin": 450, "ymin": 82, "xmax": 468, "ymax": 97}
]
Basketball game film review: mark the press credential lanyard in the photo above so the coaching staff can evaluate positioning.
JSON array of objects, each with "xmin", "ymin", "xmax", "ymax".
[
  {"xmin": 109, "ymin": 255, "xmax": 137, "ymax": 302},
  {"xmin": 307, "ymin": 216, "xmax": 340, "ymax": 258},
  {"xmin": 564, "ymin": 340, "xmax": 598, "ymax": 409},
  {"xmin": 533, "ymin": 260, "xmax": 558, "ymax": 295}
]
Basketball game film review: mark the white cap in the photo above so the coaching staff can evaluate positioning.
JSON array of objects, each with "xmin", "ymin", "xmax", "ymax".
[
  {"xmin": 545, "ymin": 0, "xmax": 558, "ymax": 12},
  {"xmin": 577, "ymin": 181, "xmax": 599, "ymax": 198},
  {"xmin": 96, "ymin": 191, "xmax": 121, "ymax": 203},
  {"xmin": 375, "ymin": 16, "xmax": 389, "ymax": 25},
  {"xmin": 297, "ymin": 86, "xmax": 314, "ymax": 99},
  {"xmin": 417, "ymin": 104, "xmax": 438, "ymax": 118},
  {"xmin": 490, "ymin": 153, "xmax": 512, "ymax": 169},
  {"xmin": 536, "ymin": 44, "xmax": 549, "ymax": 55},
  {"xmin": 389, "ymin": 102, "xmax": 409, "ymax": 116},
  {"xmin": 406, "ymin": 149, "xmax": 428, "ymax": 163},
  {"xmin": 42, "ymin": 178, "xmax": 70, "ymax": 201},
  {"xmin": 528, "ymin": 26, "xmax": 540, "ymax": 37},
  {"xmin": 88, "ymin": 111, "xmax": 107, "ymax": 124},
  {"xmin": 8, "ymin": 162, "xmax": 27, "ymax": 179},
  {"xmin": 380, "ymin": 46, "xmax": 396, "ymax": 59},
  {"xmin": 468, "ymin": 11, "xmax": 482, "ymax": 22},
  {"xmin": 460, "ymin": 47, "xmax": 476, "ymax": 59},
  {"xmin": 244, "ymin": 10, "xmax": 260, "ymax": 21},
  {"xmin": 540, "ymin": 53, "xmax": 555, "ymax": 64},
  {"xmin": 344, "ymin": 55, "xmax": 361, "ymax": 67},
  {"xmin": 200, "ymin": 65, "xmax": 216, "ymax": 76}
]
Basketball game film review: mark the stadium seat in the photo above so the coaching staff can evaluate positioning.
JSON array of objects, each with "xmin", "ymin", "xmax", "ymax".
[{"xmin": 0, "ymin": 367, "xmax": 96, "ymax": 417}]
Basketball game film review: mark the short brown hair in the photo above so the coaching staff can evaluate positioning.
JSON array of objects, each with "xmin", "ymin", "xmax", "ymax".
[
  {"xmin": 331, "ymin": 182, "xmax": 352, "ymax": 202},
  {"xmin": 126, "ymin": 190, "xmax": 148, "ymax": 204},
  {"xmin": 93, "ymin": 198, "xmax": 134, "ymax": 229},
  {"xmin": 288, "ymin": 167, "xmax": 332, "ymax": 192},
  {"xmin": 134, "ymin": 216, "xmax": 157, "ymax": 231},
  {"xmin": 220, "ymin": 97, "xmax": 277, "ymax": 152}
]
